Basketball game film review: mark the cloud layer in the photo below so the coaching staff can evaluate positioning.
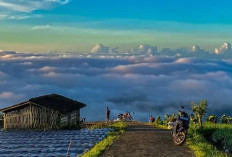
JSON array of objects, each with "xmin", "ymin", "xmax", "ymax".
[
  {"xmin": 0, "ymin": 51, "xmax": 232, "ymax": 121},
  {"xmin": 90, "ymin": 42, "xmax": 232, "ymax": 59}
]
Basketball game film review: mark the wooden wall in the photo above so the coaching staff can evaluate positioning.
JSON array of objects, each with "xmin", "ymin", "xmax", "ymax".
[
  {"xmin": 3, "ymin": 103, "xmax": 80, "ymax": 130},
  {"xmin": 60, "ymin": 110, "xmax": 80, "ymax": 127},
  {"xmin": 0, "ymin": 120, "xmax": 3, "ymax": 128}
]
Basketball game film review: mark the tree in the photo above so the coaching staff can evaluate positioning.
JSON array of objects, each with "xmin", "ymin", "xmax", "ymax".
[
  {"xmin": 221, "ymin": 115, "xmax": 227, "ymax": 123},
  {"xmin": 155, "ymin": 116, "xmax": 163, "ymax": 125},
  {"xmin": 192, "ymin": 99, "xmax": 208, "ymax": 126},
  {"xmin": 221, "ymin": 115, "xmax": 232, "ymax": 124},
  {"xmin": 227, "ymin": 116, "xmax": 232, "ymax": 124},
  {"xmin": 190, "ymin": 114, "xmax": 198, "ymax": 124},
  {"xmin": 206, "ymin": 115, "xmax": 217, "ymax": 123}
]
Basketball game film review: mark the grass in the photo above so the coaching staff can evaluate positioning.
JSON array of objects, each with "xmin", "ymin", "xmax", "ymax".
[
  {"xmin": 89, "ymin": 122, "xmax": 108, "ymax": 129},
  {"xmin": 145, "ymin": 121, "xmax": 169, "ymax": 129},
  {"xmin": 82, "ymin": 122, "xmax": 127, "ymax": 157},
  {"xmin": 187, "ymin": 122, "xmax": 232, "ymax": 157}
]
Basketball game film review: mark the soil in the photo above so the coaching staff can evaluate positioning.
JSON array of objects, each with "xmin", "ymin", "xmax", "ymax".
[{"xmin": 101, "ymin": 122, "xmax": 195, "ymax": 157}]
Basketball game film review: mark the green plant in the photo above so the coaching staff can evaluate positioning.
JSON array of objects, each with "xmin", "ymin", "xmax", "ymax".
[
  {"xmin": 221, "ymin": 115, "xmax": 232, "ymax": 124},
  {"xmin": 221, "ymin": 115, "xmax": 227, "ymax": 124},
  {"xmin": 82, "ymin": 131, "xmax": 121, "ymax": 157},
  {"xmin": 155, "ymin": 116, "xmax": 163, "ymax": 125},
  {"xmin": 108, "ymin": 121, "xmax": 127, "ymax": 130},
  {"xmin": 207, "ymin": 115, "xmax": 218, "ymax": 123},
  {"xmin": 89, "ymin": 123, "xmax": 107, "ymax": 129},
  {"xmin": 228, "ymin": 116, "xmax": 232, "ymax": 124},
  {"xmin": 192, "ymin": 99, "xmax": 208, "ymax": 126},
  {"xmin": 188, "ymin": 122, "xmax": 232, "ymax": 156},
  {"xmin": 82, "ymin": 122, "xmax": 127, "ymax": 157},
  {"xmin": 163, "ymin": 114, "xmax": 177, "ymax": 125}
]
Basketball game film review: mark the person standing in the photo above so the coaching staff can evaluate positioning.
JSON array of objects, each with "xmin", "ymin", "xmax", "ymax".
[
  {"xmin": 149, "ymin": 115, "xmax": 155, "ymax": 123},
  {"xmin": 106, "ymin": 107, "xmax": 110, "ymax": 122}
]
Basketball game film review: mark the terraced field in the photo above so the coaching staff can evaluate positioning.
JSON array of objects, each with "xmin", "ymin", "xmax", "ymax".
[{"xmin": 0, "ymin": 128, "xmax": 113, "ymax": 157}]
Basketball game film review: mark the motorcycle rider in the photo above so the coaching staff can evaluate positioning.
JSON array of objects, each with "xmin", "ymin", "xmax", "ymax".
[{"xmin": 173, "ymin": 105, "xmax": 189, "ymax": 137}]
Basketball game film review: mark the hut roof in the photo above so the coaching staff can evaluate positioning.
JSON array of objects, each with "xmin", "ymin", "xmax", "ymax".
[{"xmin": 0, "ymin": 94, "xmax": 86, "ymax": 115}]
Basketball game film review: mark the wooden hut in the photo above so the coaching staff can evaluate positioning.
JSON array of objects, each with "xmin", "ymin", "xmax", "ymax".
[
  {"xmin": 0, "ymin": 113, "xmax": 3, "ymax": 129},
  {"xmin": 0, "ymin": 94, "xmax": 86, "ymax": 130}
]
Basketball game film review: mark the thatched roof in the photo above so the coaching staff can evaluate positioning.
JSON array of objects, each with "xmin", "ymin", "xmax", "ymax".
[{"xmin": 0, "ymin": 94, "xmax": 86, "ymax": 115}]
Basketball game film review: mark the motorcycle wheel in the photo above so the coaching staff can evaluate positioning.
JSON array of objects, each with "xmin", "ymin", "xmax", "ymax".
[{"xmin": 173, "ymin": 131, "xmax": 186, "ymax": 146}]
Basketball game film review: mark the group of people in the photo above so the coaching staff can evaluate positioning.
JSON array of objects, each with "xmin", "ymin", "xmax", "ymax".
[
  {"xmin": 106, "ymin": 107, "xmax": 157, "ymax": 123},
  {"xmin": 105, "ymin": 107, "xmax": 134, "ymax": 122},
  {"xmin": 100, "ymin": 106, "xmax": 188, "ymax": 124}
]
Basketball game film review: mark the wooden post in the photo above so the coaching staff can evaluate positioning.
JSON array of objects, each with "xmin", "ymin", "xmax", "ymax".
[{"xmin": 3, "ymin": 113, "xmax": 6, "ymax": 130}]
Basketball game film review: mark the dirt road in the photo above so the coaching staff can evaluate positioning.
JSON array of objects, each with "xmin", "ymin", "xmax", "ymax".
[{"xmin": 101, "ymin": 122, "xmax": 195, "ymax": 157}]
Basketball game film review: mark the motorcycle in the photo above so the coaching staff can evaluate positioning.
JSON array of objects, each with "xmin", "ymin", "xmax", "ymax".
[
  {"xmin": 118, "ymin": 112, "xmax": 133, "ymax": 122},
  {"xmin": 170, "ymin": 110, "xmax": 190, "ymax": 145}
]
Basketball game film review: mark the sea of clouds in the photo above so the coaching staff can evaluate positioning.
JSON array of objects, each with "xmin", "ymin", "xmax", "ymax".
[{"xmin": 0, "ymin": 48, "xmax": 232, "ymax": 121}]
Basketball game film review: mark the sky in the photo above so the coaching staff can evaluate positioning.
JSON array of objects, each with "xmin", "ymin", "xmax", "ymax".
[
  {"xmin": 1, "ymin": 0, "xmax": 232, "ymax": 121},
  {"xmin": 1, "ymin": 0, "xmax": 232, "ymax": 52}
]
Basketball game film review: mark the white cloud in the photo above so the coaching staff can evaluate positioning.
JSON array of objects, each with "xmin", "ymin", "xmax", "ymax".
[
  {"xmin": 91, "ymin": 43, "xmax": 110, "ymax": 53},
  {"xmin": 31, "ymin": 25, "xmax": 51, "ymax": 30},
  {"xmin": 191, "ymin": 45, "xmax": 200, "ymax": 52},
  {"xmin": 90, "ymin": 43, "xmax": 229, "ymax": 58},
  {"xmin": 129, "ymin": 44, "xmax": 158, "ymax": 55},
  {"xmin": 0, "ymin": 92, "xmax": 23, "ymax": 99},
  {"xmin": 214, "ymin": 42, "xmax": 231, "ymax": 54},
  {"xmin": 0, "ymin": 13, "xmax": 7, "ymax": 19},
  {"xmin": 0, "ymin": 13, "xmax": 42, "ymax": 20},
  {"xmin": 0, "ymin": 92, "xmax": 14, "ymax": 98},
  {"xmin": 0, "ymin": 0, "xmax": 70, "ymax": 13},
  {"xmin": 90, "ymin": 43, "xmax": 118, "ymax": 54}
]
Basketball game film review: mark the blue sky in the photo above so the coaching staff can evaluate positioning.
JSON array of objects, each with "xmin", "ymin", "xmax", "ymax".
[{"xmin": 1, "ymin": 0, "xmax": 232, "ymax": 52}]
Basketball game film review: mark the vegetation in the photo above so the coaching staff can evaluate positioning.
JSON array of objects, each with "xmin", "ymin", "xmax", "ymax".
[
  {"xmin": 108, "ymin": 121, "xmax": 127, "ymax": 130},
  {"xmin": 206, "ymin": 115, "xmax": 218, "ymax": 123},
  {"xmin": 155, "ymin": 116, "xmax": 163, "ymax": 125},
  {"xmin": 188, "ymin": 122, "xmax": 232, "ymax": 157},
  {"xmin": 221, "ymin": 115, "xmax": 232, "ymax": 124},
  {"xmin": 89, "ymin": 122, "xmax": 109, "ymax": 129},
  {"xmin": 82, "ymin": 122, "xmax": 127, "ymax": 157},
  {"xmin": 165, "ymin": 114, "xmax": 177, "ymax": 122},
  {"xmin": 192, "ymin": 99, "xmax": 208, "ymax": 126}
]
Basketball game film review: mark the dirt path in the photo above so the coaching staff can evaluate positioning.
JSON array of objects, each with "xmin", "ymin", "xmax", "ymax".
[{"xmin": 101, "ymin": 122, "xmax": 195, "ymax": 157}]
